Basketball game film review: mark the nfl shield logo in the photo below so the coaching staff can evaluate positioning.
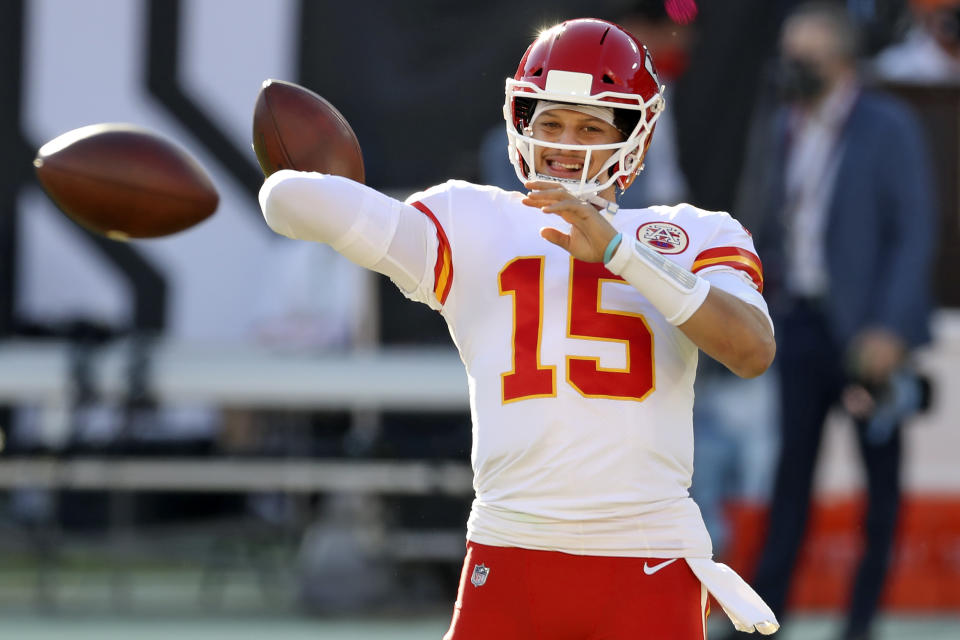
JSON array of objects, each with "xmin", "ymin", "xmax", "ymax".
[{"xmin": 470, "ymin": 563, "xmax": 490, "ymax": 587}]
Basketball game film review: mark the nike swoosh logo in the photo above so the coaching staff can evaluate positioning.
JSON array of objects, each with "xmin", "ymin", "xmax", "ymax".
[{"xmin": 643, "ymin": 558, "xmax": 678, "ymax": 575}]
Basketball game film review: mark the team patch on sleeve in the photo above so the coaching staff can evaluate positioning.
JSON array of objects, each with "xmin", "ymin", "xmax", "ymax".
[
  {"xmin": 692, "ymin": 246, "xmax": 763, "ymax": 292},
  {"xmin": 410, "ymin": 200, "xmax": 453, "ymax": 305}
]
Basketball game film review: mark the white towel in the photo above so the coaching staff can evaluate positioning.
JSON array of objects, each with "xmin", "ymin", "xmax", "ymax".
[{"xmin": 685, "ymin": 558, "xmax": 780, "ymax": 635}]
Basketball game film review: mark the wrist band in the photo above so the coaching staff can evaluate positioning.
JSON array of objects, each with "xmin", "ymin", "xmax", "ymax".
[
  {"xmin": 603, "ymin": 232, "xmax": 622, "ymax": 264},
  {"xmin": 605, "ymin": 238, "xmax": 711, "ymax": 326}
]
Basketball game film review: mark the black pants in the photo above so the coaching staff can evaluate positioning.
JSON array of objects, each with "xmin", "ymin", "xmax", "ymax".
[{"xmin": 750, "ymin": 301, "xmax": 902, "ymax": 639}]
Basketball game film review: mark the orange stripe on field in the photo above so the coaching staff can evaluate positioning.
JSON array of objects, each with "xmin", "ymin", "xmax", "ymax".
[{"xmin": 723, "ymin": 495, "xmax": 960, "ymax": 612}]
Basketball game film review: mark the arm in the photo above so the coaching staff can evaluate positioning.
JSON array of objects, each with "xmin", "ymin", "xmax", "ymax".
[
  {"xmin": 676, "ymin": 283, "xmax": 776, "ymax": 378},
  {"xmin": 523, "ymin": 181, "xmax": 775, "ymax": 378},
  {"xmin": 842, "ymin": 104, "xmax": 935, "ymax": 387},
  {"xmin": 871, "ymin": 104, "xmax": 936, "ymax": 350},
  {"xmin": 259, "ymin": 170, "xmax": 437, "ymax": 300}
]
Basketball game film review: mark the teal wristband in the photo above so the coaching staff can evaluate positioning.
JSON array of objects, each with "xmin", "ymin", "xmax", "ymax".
[{"xmin": 603, "ymin": 232, "xmax": 622, "ymax": 264}]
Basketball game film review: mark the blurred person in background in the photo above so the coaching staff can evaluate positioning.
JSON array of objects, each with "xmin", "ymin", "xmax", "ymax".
[
  {"xmin": 873, "ymin": 0, "xmax": 960, "ymax": 81},
  {"xmin": 730, "ymin": 3, "xmax": 936, "ymax": 639},
  {"xmin": 260, "ymin": 17, "xmax": 780, "ymax": 638}
]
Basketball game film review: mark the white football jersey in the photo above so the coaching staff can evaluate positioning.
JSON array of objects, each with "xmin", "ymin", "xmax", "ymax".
[{"xmin": 402, "ymin": 180, "xmax": 769, "ymax": 559}]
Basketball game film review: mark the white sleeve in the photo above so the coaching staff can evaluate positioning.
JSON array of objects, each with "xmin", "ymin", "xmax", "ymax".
[
  {"xmin": 701, "ymin": 268, "xmax": 774, "ymax": 334},
  {"xmin": 259, "ymin": 170, "xmax": 439, "ymax": 301}
]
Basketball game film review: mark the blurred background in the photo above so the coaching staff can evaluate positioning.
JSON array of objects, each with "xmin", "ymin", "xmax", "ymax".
[{"xmin": 0, "ymin": 0, "xmax": 958, "ymax": 638}]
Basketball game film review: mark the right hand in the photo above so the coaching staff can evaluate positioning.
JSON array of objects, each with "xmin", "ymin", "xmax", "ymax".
[{"xmin": 522, "ymin": 181, "xmax": 619, "ymax": 263}]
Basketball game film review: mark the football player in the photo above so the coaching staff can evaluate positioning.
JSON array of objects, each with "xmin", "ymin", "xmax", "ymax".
[{"xmin": 259, "ymin": 18, "xmax": 778, "ymax": 639}]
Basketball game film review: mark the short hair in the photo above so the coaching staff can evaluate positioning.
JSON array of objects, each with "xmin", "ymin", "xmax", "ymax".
[{"xmin": 784, "ymin": 1, "xmax": 862, "ymax": 62}]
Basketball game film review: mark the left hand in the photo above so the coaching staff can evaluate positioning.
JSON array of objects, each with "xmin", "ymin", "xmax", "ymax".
[
  {"xmin": 846, "ymin": 327, "xmax": 906, "ymax": 386},
  {"xmin": 522, "ymin": 180, "xmax": 618, "ymax": 263},
  {"xmin": 840, "ymin": 328, "xmax": 905, "ymax": 419}
]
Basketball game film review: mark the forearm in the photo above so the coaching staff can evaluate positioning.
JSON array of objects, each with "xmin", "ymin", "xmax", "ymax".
[
  {"xmin": 678, "ymin": 287, "xmax": 776, "ymax": 378},
  {"xmin": 605, "ymin": 238, "xmax": 774, "ymax": 378},
  {"xmin": 875, "ymin": 114, "xmax": 936, "ymax": 342},
  {"xmin": 259, "ymin": 170, "xmax": 432, "ymax": 292}
]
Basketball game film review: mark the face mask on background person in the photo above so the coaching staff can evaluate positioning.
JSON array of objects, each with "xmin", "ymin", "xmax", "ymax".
[{"xmin": 776, "ymin": 57, "xmax": 826, "ymax": 105}]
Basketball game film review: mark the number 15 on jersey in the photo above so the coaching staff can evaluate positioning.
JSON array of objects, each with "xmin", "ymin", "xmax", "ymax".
[{"xmin": 498, "ymin": 257, "xmax": 655, "ymax": 404}]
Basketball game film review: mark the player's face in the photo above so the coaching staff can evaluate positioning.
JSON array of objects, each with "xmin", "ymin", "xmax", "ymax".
[{"xmin": 530, "ymin": 109, "xmax": 624, "ymax": 182}]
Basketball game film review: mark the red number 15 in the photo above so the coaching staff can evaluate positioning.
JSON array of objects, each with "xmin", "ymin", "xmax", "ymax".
[{"xmin": 498, "ymin": 257, "xmax": 655, "ymax": 404}]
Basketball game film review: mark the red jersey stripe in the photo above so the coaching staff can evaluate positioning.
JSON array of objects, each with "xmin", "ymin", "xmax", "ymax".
[
  {"xmin": 693, "ymin": 246, "xmax": 763, "ymax": 266},
  {"xmin": 692, "ymin": 247, "xmax": 763, "ymax": 292},
  {"xmin": 411, "ymin": 200, "xmax": 453, "ymax": 305}
]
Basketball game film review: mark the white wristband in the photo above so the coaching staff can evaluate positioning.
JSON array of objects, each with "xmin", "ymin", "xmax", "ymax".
[{"xmin": 605, "ymin": 238, "xmax": 710, "ymax": 325}]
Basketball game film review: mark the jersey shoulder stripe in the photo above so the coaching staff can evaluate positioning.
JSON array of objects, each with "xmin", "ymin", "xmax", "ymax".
[
  {"xmin": 411, "ymin": 200, "xmax": 453, "ymax": 305},
  {"xmin": 692, "ymin": 246, "xmax": 763, "ymax": 292}
]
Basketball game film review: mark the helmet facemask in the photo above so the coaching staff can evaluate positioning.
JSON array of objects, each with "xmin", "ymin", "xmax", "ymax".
[
  {"xmin": 503, "ymin": 19, "xmax": 666, "ymax": 202},
  {"xmin": 504, "ymin": 87, "xmax": 663, "ymax": 200}
]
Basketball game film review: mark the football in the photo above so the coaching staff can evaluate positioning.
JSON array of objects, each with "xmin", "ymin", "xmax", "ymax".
[
  {"xmin": 33, "ymin": 123, "xmax": 219, "ymax": 240},
  {"xmin": 252, "ymin": 79, "xmax": 365, "ymax": 183}
]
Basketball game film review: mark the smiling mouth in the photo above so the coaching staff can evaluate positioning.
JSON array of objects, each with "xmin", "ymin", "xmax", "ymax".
[{"xmin": 545, "ymin": 158, "xmax": 585, "ymax": 176}]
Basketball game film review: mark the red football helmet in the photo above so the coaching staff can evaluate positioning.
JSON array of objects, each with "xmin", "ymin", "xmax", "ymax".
[{"xmin": 504, "ymin": 18, "xmax": 665, "ymax": 198}]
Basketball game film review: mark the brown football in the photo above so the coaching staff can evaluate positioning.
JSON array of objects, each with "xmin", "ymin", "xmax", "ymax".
[
  {"xmin": 252, "ymin": 79, "xmax": 365, "ymax": 183},
  {"xmin": 33, "ymin": 123, "xmax": 219, "ymax": 240}
]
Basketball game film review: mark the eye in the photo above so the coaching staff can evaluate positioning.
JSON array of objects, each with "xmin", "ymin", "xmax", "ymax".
[{"xmin": 533, "ymin": 120, "xmax": 562, "ymax": 135}]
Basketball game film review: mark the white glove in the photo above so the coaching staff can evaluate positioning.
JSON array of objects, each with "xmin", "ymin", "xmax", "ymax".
[{"xmin": 685, "ymin": 558, "xmax": 779, "ymax": 634}]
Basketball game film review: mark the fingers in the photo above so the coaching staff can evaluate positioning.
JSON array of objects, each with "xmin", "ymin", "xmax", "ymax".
[
  {"xmin": 523, "ymin": 180, "xmax": 615, "ymax": 262},
  {"xmin": 524, "ymin": 180, "xmax": 567, "ymax": 192},
  {"xmin": 522, "ymin": 184, "xmax": 593, "ymax": 224},
  {"xmin": 539, "ymin": 227, "xmax": 570, "ymax": 251},
  {"xmin": 521, "ymin": 189, "xmax": 577, "ymax": 208},
  {"xmin": 842, "ymin": 384, "xmax": 876, "ymax": 419},
  {"xmin": 522, "ymin": 180, "xmax": 578, "ymax": 206},
  {"xmin": 847, "ymin": 328, "xmax": 906, "ymax": 384}
]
